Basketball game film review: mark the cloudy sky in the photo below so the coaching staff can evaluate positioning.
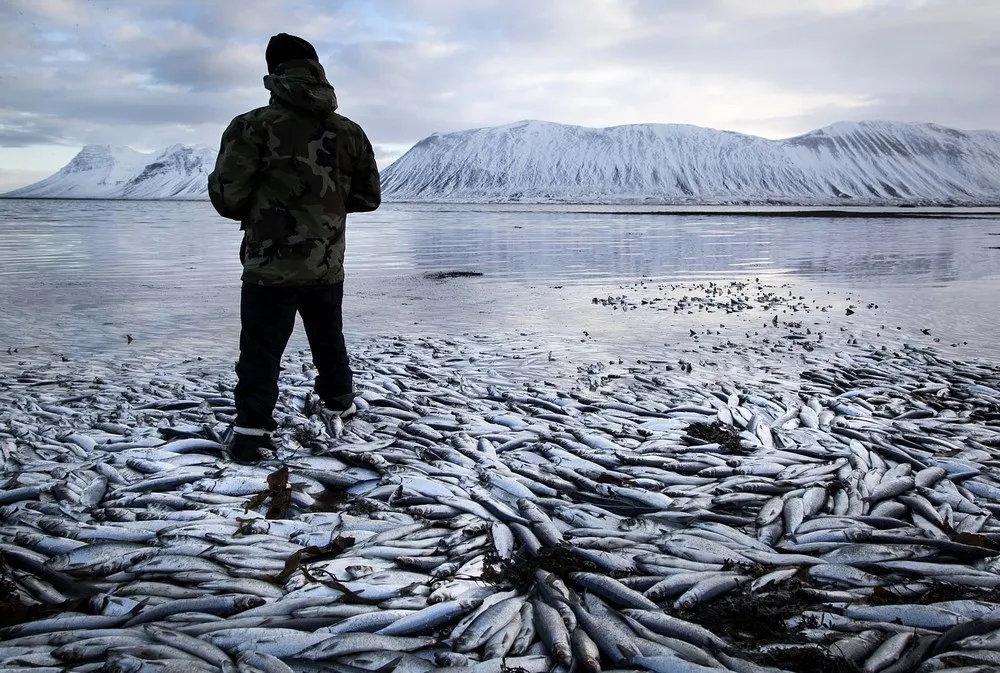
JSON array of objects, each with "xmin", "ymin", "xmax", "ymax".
[{"xmin": 0, "ymin": 0, "xmax": 997, "ymax": 191}]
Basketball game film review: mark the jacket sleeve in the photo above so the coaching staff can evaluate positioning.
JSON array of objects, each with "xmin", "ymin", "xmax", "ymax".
[
  {"xmin": 345, "ymin": 129, "xmax": 381, "ymax": 213},
  {"xmin": 208, "ymin": 117, "xmax": 261, "ymax": 221}
]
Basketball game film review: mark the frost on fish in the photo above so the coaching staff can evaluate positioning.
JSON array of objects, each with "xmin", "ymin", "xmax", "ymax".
[{"xmin": 0, "ymin": 336, "xmax": 999, "ymax": 673}]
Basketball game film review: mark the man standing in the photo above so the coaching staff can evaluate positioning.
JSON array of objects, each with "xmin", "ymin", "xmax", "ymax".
[{"xmin": 208, "ymin": 33, "xmax": 381, "ymax": 463}]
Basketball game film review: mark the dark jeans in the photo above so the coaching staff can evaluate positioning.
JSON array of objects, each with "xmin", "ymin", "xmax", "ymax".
[{"xmin": 234, "ymin": 282, "xmax": 354, "ymax": 431}]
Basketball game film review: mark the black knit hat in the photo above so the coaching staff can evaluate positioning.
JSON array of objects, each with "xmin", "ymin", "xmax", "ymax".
[{"xmin": 265, "ymin": 33, "xmax": 319, "ymax": 74}]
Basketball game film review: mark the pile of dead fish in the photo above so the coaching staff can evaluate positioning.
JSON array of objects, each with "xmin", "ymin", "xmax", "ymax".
[{"xmin": 1, "ymin": 338, "xmax": 1000, "ymax": 673}]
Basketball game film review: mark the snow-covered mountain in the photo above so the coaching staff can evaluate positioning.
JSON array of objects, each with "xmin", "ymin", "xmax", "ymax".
[
  {"xmin": 6, "ymin": 120, "xmax": 1000, "ymax": 203},
  {"xmin": 3, "ymin": 144, "xmax": 216, "ymax": 199},
  {"xmin": 381, "ymin": 120, "xmax": 1000, "ymax": 205}
]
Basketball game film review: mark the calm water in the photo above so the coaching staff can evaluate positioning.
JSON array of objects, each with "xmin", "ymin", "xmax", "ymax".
[{"xmin": 0, "ymin": 199, "xmax": 998, "ymax": 366}]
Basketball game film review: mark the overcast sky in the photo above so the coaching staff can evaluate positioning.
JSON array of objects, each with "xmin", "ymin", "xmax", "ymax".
[{"xmin": 0, "ymin": 0, "xmax": 997, "ymax": 191}]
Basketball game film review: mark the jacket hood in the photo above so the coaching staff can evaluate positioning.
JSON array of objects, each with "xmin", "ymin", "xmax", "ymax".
[{"xmin": 263, "ymin": 59, "xmax": 338, "ymax": 116}]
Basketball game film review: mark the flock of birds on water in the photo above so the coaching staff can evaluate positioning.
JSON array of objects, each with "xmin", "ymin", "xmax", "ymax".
[
  {"xmin": 0, "ymin": 278, "xmax": 999, "ymax": 673},
  {"xmin": 589, "ymin": 279, "xmax": 974, "ymax": 361}
]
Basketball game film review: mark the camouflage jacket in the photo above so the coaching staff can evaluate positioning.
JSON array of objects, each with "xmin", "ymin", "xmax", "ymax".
[{"xmin": 208, "ymin": 59, "xmax": 381, "ymax": 286}]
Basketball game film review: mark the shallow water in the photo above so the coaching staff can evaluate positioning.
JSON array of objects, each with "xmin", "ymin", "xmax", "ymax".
[{"xmin": 0, "ymin": 199, "xmax": 998, "ymax": 368}]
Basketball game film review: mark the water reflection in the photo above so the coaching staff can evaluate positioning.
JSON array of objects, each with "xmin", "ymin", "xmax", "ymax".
[
  {"xmin": 398, "ymin": 210, "xmax": 999, "ymax": 286},
  {"xmin": 0, "ymin": 199, "xmax": 997, "ymax": 361}
]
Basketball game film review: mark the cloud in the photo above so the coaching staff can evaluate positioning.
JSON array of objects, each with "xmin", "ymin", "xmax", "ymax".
[{"xmin": 0, "ymin": 0, "xmax": 997, "ymax": 188}]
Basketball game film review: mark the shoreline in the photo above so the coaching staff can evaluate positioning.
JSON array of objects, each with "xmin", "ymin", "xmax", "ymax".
[
  {"xmin": 2, "ymin": 335, "xmax": 1000, "ymax": 672},
  {"xmin": 4, "ymin": 195, "xmax": 1000, "ymax": 215},
  {"xmin": 565, "ymin": 208, "xmax": 1000, "ymax": 219}
]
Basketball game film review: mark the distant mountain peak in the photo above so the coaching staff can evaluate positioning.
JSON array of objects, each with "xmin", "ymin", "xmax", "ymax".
[
  {"xmin": 382, "ymin": 120, "xmax": 1000, "ymax": 205},
  {"xmin": 3, "ymin": 143, "xmax": 215, "ymax": 200},
  {"xmin": 6, "ymin": 120, "xmax": 999, "ymax": 203}
]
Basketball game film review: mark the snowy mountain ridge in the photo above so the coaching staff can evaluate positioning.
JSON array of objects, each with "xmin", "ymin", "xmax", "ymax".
[
  {"xmin": 5, "ymin": 120, "xmax": 1000, "ymax": 204},
  {"xmin": 3, "ymin": 144, "xmax": 217, "ymax": 200},
  {"xmin": 381, "ymin": 120, "xmax": 1000, "ymax": 205}
]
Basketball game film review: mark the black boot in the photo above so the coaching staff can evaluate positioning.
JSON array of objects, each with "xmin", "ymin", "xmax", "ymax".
[
  {"xmin": 227, "ymin": 430, "xmax": 274, "ymax": 464},
  {"xmin": 334, "ymin": 402, "xmax": 357, "ymax": 422},
  {"xmin": 325, "ymin": 394, "xmax": 357, "ymax": 421}
]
